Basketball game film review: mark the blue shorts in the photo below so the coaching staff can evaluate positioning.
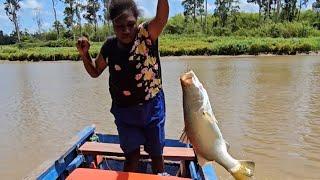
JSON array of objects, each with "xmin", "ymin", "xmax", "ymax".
[{"xmin": 110, "ymin": 90, "xmax": 166, "ymax": 156}]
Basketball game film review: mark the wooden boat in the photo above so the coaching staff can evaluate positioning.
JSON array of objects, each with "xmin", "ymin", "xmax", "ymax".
[{"xmin": 26, "ymin": 125, "xmax": 218, "ymax": 180}]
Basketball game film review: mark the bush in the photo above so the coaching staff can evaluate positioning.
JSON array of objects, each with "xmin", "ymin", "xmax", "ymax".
[
  {"xmin": 44, "ymin": 31, "xmax": 59, "ymax": 41},
  {"xmin": 294, "ymin": 43, "xmax": 312, "ymax": 53},
  {"xmin": 211, "ymin": 27, "xmax": 232, "ymax": 36},
  {"xmin": 63, "ymin": 30, "xmax": 73, "ymax": 39},
  {"xmin": 42, "ymin": 39, "xmax": 75, "ymax": 47},
  {"xmin": 1, "ymin": 35, "xmax": 320, "ymax": 60},
  {"xmin": 164, "ymin": 24, "xmax": 185, "ymax": 34}
]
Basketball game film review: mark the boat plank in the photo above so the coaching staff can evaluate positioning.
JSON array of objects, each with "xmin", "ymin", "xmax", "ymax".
[{"xmin": 79, "ymin": 142, "xmax": 195, "ymax": 161}]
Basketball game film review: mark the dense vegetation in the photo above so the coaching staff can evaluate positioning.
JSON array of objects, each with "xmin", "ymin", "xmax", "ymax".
[
  {"xmin": 1, "ymin": 0, "xmax": 320, "ymax": 60},
  {"xmin": 1, "ymin": 35, "xmax": 319, "ymax": 61}
]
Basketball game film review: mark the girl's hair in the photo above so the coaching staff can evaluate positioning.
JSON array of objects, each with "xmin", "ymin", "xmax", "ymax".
[{"xmin": 108, "ymin": 0, "xmax": 140, "ymax": 21}]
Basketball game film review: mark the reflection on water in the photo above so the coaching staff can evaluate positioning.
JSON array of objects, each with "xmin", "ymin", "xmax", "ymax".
[{"xmin": 0, "ymin": 56, "xmax": 319, "ymax": 179}]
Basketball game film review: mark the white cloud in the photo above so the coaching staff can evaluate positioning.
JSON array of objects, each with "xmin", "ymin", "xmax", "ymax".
[
  {"xmin": 0, "ymin": 15, "xmax": 7, "ymax": 20},
  {"xmin": 138, "ymin": 6, "xmax": 155, "ymax": 18},
  {"xmin": 21, "ymin": 0, "xmax": 42, "ymax": 10},
  {"xmin": 135, "ymin": 0, "xmax": 157, "ymax": 7},
  {"xmin": 56, "ymin": 10, "xmax": 64, "ymax": 16},
  {"xmin": 43, "ymin": 22, "xmax": 51, "ymax": 29},
  {"xmin": 239, "ymin": 1, "xmax": 259, "ymax": 12},
  {"xmin": 138, "ymin": 6, "xmax": 152, "ymax": 17},
  {"xmin": 207, "ymin": 3, "xmax": 215, "ymax": 11},
  {"xmin": 27, "ymin": 25, "xmax": 38, "ymax": 33},
  {"xmin": 135, "ymin": 0, "xmax": 157, "ymax": 17},
  {"xmin": 174, "ymin": 0, "xmax": 260, "ymax": 13},
  {"xmin": 42, "ymin": 10, "xmax": 52, "ymax": 16},
  {"xmin": 79, "ymin": 0, "xmax": 87, "ymax": 4},
  {"xmin": 305, "ymin": 1, "xmax": 314, "ymax": 10},
  {"xmin": 0, "ymin": 4, "xmax": 7, "ymax": 20}
]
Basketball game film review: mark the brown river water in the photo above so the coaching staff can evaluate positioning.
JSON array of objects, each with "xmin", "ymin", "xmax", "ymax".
[{"xmin": 0, "ymin": 56, "xmax": 319, "ymax": 180}]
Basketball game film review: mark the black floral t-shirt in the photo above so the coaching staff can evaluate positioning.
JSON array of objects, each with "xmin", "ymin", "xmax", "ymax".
[{"xmin": 101, "ymin": 22, "xmax": 162, "ymax": 107}]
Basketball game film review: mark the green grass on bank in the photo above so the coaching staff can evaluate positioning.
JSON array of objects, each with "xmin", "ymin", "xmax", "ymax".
[
  {"xmin": 160, "ymin": 35, "xmax": 320, "ymax": 56},
  {"xmin": 0, "ymin": 35, "xmax": 319, "ymax": 61}
]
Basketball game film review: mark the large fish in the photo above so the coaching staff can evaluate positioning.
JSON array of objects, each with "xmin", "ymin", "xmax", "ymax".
[{"xmin": 180, "ymin": 71, "xmax": 255, "ymax": 180}]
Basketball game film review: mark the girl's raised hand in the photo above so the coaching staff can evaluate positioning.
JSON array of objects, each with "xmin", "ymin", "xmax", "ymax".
[{"xmin": 76, "ymin": 36, "xmax": 90, "ymax": 56}]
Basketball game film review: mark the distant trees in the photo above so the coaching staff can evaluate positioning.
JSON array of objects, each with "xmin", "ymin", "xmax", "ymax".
[
  {"xmin": 180, "ymin": 0, "xmax": 320, "ymax": 32},
  {"xmin": 298, "ymin": 0, "xmax": 309, "ymax": 20},
  {"xmin": 4, "ymin": 0, "xmax": 22, "ymax": 43},
  {"xmin": 102, "ymin": 0, "xmax": 110, "ymax": 25},
  {"xmin": 33, "ymin": 8, "xmax": 43, "ymax": 34},
  {"xmin": 214, "ymin": 0, "xmax": 239, "ymax": 27},
  {"xmin": 62, "ymin": 0, "xmax": 75, "ymax": 30},
  {"xmin": 281, "ymin": 0, "xmax": 298, "ymax": 21},
  {"xmin": 204, "ymin": 0, "xmax": 208, "ymax": 32},
  {"xmin": 244, "ymin": 0, "xmax": 312, "ymax": 21},
  {"xmin": 1, "ymin": 0, "xmax": 320, "ymax": 45},
  {"xmin": 83, "ymin": 0, "xmax": 100, "ymax": 35},
  {"xmin": 51, "ymin": 0, "xmax": 61, "ymax": 38},
  {"xmin": 75, "ymin": 1, "xmax": 85, "ymax": 36},
  {"xmin": 0, "ymin": 30, "xmax": 16, "ymax": 45},
  {"xmin": 313, "ymin": 0, "xmax": 320, "ymax": 17},
  {"xmin": 182, "ymin": 0, "xmax": 206, "ymax": 32}
]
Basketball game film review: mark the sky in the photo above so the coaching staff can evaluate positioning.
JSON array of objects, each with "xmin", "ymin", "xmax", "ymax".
[{"xmin": 0, "ymin": 0, "xmax": 316, "ymax": 35}]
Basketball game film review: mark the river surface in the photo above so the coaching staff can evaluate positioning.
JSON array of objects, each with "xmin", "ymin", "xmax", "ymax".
[{"xmin": 0, "ymin": 56, "xmax": 319, "ymax": 179}]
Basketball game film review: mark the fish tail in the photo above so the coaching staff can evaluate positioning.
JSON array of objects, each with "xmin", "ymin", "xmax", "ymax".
[{"xmin": 230, "ymin": 160, "xmax": 255, "ymax": 180}]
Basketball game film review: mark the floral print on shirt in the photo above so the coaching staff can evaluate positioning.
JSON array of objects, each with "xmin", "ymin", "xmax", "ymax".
[{"xmin": 128, "ymin": 23, "xmax": 162, "ymax": 100}]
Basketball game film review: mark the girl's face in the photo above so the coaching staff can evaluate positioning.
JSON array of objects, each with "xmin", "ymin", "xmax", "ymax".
[{"xmin": 113, "ymin": 10, "xmax": 138, "ymax": 45}]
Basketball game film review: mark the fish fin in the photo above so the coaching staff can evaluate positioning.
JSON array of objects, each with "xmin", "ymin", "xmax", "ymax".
[
  {"xmin": 229, "ymin": 160, "xmax": 255, "ymax": 180},
  {"xmin": 203, "ymin": 111, "xmax": 219, "ymax": 123},
  {"xmin": 225, "ymin": 140, "xmax": 230, "ymax": 151},
  {"xmin": 176, "ymin": 160, "xmax": 188, "ymax": 177},
  {"xmin": 196, "ymin": 154, "xmax": 209, "ymax": 167},
  {"xmin": 179, "ymin": 128, "xmax": 190, "ymax": 144},
  {"xmin": 184, "ymin": 65, "xmax": 192, "ymax": 73}
]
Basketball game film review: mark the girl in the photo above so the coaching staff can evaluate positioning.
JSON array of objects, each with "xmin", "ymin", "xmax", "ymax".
[{"xmin": 76, "ymin": 0, "xmax": 169, "ymax": 174}]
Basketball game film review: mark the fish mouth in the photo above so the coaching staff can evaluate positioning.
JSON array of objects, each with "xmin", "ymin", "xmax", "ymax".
[{"xmin": 180, "ymin": 71, "xmax": 195, "ymax": 86}]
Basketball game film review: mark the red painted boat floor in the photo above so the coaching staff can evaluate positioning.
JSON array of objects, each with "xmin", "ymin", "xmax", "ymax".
[{"xmin": 67, "ymin": 168, "xmax": 191, "ymax": 180}]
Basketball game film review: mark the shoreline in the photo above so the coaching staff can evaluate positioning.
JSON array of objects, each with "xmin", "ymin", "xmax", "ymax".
[
  {"xmin": 0, "ymin": 52, "xmax": 319, "ymax": 63},
  {"xmin": 1, "ymin": 36, "xmax": 319, "ymax": 61},
  {"xmin": 162, "ymin": 51, "xmax": 320, "ymax": 59}
]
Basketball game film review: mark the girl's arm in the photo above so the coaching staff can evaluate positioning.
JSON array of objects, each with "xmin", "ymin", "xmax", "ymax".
[
  {"xmin": 82, "ymin": 53, "xmax": 107, "ymax": 78},
  {"xmin": 76, "ymin": 37, "xmax": 107, "ymax": 78},
  {"xmin": 148, "ymin": 0, "xmax": 169, "ymax": 42}
]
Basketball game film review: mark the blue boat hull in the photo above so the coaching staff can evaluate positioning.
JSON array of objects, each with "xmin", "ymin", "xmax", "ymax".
[{"xmin": 26, "ymin": 125, "xmax": 218, "ymax": 180}]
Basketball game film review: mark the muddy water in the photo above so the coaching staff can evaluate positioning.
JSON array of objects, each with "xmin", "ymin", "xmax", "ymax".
[{"xmin": 0, "ymin": 56, "xmax": 319, "ymax": 179}]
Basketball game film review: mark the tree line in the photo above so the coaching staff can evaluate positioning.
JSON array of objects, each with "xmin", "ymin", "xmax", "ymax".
[
  {"xmin": 181, "ymin": 0, "xmax": 320, "ymax": 31},
  {"xmin": 3, "ymin": 0, "xmax": 106, "ymax": 43},
  {"xmin": 2, "ymin": 0, "xmax": 320, "ymax": 45}
]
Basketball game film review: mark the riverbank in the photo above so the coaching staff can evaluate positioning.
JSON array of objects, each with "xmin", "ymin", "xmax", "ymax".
[
  {"xmin": 0, "ymin": 35, "xmax": 319, "ymax": 61},
  {"xmin": 1, "ymin": 53, "xmax": 319, "ymax": 64}
]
